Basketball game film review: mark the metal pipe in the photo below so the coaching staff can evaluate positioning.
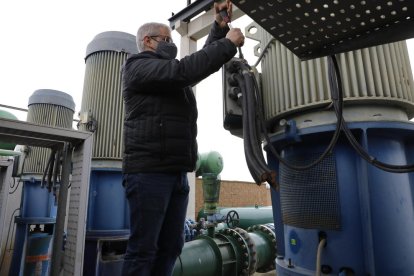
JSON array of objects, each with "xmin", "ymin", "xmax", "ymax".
[
  {"xmin": 0, "ymin": 149, "xmax": 22, "ymax": 156},
  {"xmin": 173, "ymin": 225, "xmax": 277, "ymax": 275},
  {"xmin": 173, "ymin": 235, "xmax": 234, "ymax": 276},
  {"xmin": 50, "ymin": 143, "xmax": 72, "ymax": 276}
]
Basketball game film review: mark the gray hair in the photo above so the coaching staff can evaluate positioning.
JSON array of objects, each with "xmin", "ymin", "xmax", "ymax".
[{"xmin": 136, "ymin": 22, "xmax": 171, "ymax": 52}]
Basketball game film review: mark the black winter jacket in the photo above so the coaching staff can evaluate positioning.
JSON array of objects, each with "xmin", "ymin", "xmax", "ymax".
[{"xmin": 122, "ymin": 22, "xmax": 237, "ymax": 173}]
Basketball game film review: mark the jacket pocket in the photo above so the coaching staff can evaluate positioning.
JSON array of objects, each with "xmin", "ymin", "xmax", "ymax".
[{"xmin": 163, "ymin": 119, "xmax": 192, "ymax": 156}]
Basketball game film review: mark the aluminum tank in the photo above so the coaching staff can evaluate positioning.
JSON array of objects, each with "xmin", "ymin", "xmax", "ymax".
[
  {"xmin": 23, "ymin": 89, "xmax": 75, "ymax": 176},
  {"xmin": 246, "ymin": 23, "xmax": 414, "ymax": 130},
  {"xmin": 79, "ymin": 31, "xmax": 138, "ymax": 164}
]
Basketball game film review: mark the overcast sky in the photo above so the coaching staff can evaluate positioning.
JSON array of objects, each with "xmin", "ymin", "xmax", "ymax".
[{"xmin": 1, "ymin": 0, "xmax": 413, "ymax": 182}]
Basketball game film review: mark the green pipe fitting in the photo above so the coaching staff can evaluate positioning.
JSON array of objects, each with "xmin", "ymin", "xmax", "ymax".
[
  {"xmin": 196, "ymin": 151, "xmax": 224, "ymax": 176},
  {"xmin": 247, "ymin": 224, "xmax": 277, "ymax": 273},
  {"xmin": 173, "ymin": 234, "xmax": 238, "ymax": 276},
  {"xmin": 173, "ymin": 225, "xmax": 277, "ymax": 275},
  {"xmin": 201, "ymin": 173, "xmax": 221, "ymax": 216},
  {"xmin": 198, "ymin": 206, "xmax": 274, "ymax": 230}
]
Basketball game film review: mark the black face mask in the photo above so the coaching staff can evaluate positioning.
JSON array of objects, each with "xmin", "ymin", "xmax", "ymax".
[{"xmin": 156, "ymin": 40, "xmax": 178, "ymax": 60}]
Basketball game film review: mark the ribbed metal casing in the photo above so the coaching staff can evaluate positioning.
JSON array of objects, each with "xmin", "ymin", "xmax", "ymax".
[
  {"xmin": 80, "ymin": 31, "xmax": 137, "ymax": 162},
  {"xmin": 24, "ymin": 89, "xmax": 75, "ymax": 176},
  {"xmin": 246, "ymin": 24, "xmax": 414, "ymax": 124}
]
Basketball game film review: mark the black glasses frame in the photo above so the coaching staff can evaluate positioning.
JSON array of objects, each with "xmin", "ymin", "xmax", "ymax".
[{"xmin": 149, "ymin": 35, "xmax": 173, "ymax": 43}]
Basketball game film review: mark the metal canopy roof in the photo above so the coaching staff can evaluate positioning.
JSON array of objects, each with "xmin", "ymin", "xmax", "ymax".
[{"xmin": 232, "ymin": 0, "xmax": 414, "ymax": 60}]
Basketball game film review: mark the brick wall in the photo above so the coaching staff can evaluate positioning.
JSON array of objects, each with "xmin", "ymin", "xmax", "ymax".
[{"xmin": 195, "ymin": 177, "xmax": 272, "ymax": 218}]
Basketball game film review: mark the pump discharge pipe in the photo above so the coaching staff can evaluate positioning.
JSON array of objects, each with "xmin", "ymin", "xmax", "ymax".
[
  {"xmin": 172, "ymin": 151, "xmax": 277, "ymax": 275},
  {"xmin": 173, "ymin": 224, "xmax": 276, "ymax": 276}
]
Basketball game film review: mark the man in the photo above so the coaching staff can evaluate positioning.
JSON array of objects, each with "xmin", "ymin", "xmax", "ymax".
[{"xmin": 121, "ymin": 1, "xmax": 244, "ymax": 275}]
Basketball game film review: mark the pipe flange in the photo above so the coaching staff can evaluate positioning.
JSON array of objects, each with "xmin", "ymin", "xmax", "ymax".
[
  {"xmin": 219, "ymin": 228, "xmax": 257, "ymax": 275},
  {"xmin": 234, "ymin": 227, "xmax": 257, "ymax": 275},
  {"xmin": 247, "ymin": 224, "xmax": 277, "ymax": 272}
]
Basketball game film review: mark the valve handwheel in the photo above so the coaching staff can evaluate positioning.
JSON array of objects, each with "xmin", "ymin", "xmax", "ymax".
[{"xmin": 226, "ymin": 210, "xmax": 239, "ymax": 228}]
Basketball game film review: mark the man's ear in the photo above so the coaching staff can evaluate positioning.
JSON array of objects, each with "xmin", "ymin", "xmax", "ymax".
[
  {"xmin": 142, "ymin": 36, "xmax": 151, "ymax": 50},
  {"xmin": 143, "ymin": 36, "xmax": 148, "ymax": 46}
]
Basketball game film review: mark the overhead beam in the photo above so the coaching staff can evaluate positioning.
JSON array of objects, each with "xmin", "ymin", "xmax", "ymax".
[
  {"xmin": 172, "ymin": 4, "xmax": 244, "ymax": 41},
  {"xmin": 168, "ymin": 0, "xmax": 214, "ymax": 29},
  {"xmin": 0, "ymin": 118, "xmax": 91, "ymax": 148}
]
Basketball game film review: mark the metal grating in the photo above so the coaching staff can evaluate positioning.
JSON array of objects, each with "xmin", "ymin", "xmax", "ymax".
[
  {"xmin": 280, "ymin": 152, "xmax": 341, "ymax": 230},
  {"xmin": 233, "ymin": 0, "xmax": 414, "ymax": 59}
]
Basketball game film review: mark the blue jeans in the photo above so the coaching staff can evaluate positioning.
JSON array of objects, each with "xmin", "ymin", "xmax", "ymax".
[{"xmin": 121, "ymin": 172, "xmax": 189, "ymax": 276}]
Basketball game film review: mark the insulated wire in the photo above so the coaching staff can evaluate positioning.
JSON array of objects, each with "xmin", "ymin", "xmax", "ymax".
[
  {"xmin": 238, "ymin": 73, "xmax": 269, "ymax": 184},
  {"xmin": 245, "ymin": 58, "xmax": 342, "ymax": 171},
  {"xmin": 237, "ymin": 65, "xmax": 277, "ymax": 186},
  {"xmin": 316, "ymin": 238, "xmax": 327, "ymax": 276},
  {"xmin": 41, "ymin": 150, "xmax": 55, "ymax": 188},
  {"xmin": 51, "ymin": 150, "xmax": 61, "ymax": 192},
  {"xmin": 9, "ymin": 152, "xmax": 27, "ymax": 194},
  {"xmin": 46, "ymin": 149, "xmax": 56, "ymax": 191},
  {"xmin": 8, "ymin": 178, "xmax": 22, "ymax": 194},
  {"xmin": 238, "ymin": 44, "xmax": 414, "ymax": 182},
  {"xmin": 242, "ymin": 71, "xmax": 274, "ymax": 174},
  {"xmin": 329, "ymin": 55, "xmax": 414, "ymax": 173}
]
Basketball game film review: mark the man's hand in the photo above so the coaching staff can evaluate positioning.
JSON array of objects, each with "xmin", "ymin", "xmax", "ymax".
[
  {"xmin": 226, "ymin": 28, "xmax": 245, "ymax": 47},
  {"xmin": 214, "ymin": 0, "xmax": 232, "ymax": 28}
]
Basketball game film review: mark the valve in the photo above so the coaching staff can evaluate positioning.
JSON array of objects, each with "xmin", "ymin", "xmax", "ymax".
[{"xmin": 225, "ymin": 210, "xmax": 240, "ymax": 228}]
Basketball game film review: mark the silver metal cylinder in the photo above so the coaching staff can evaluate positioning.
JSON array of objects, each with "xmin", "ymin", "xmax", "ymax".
[
  {"xmin": 24, "ymin": 89, "xmax": 75, "ymax": 177},
  {"xmin": 246, "ymin": 23, "xmax": 414, "ymax": 129},
  {"xmin": 79, "ymin": 31, "xmax": 137, "ymax": 165}
]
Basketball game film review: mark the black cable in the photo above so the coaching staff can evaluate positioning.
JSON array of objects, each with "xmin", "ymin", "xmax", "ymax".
[
  {"xmin": 47, "ymin": 149, "xmax": 56, "ymax": 192},
  {"xmin": 329, "ymin": 55, "xmax": 414, "ymax": 173},
  {"xmin": 9, "ymin": 178, "xmax": 22, "ymax": 194},
  {"xmin": 239, "ymin": 72, "xmax": 271, "ymax": 173},
  {"xmin": 241, "ymin": 70, "xmax": 276, "ymax": 185},
  {"xmin": 245, "ymin": 59, "xmax": 342, "ymax": 171},
  {"xmin": 239, "ymin": 70, "xmax": 276, "ymax": 185},
  {"xmin": 41, "ymin": 150, "xmax": 55, "ymax": 188},
  {"xmin": 243, "ymin": 71, "xmax": 270, "ymax": 169},
  {"xmin": 230, "ymin": 57, "xmax": 342, "ymax": 187},
  {"xmin": 51, "ymin": 150, "xmax": 61, "ymax": 192},
  {"xmin": 238, "ymin": 73, "xmax": 266, "ymax": 184},
  {"xmin": 9, "ymin": 151, "xmax": 28, "ymax": 194},
  {"xmin": 9, "ymin": 177, "xmax": 16, "ymax": 190}
]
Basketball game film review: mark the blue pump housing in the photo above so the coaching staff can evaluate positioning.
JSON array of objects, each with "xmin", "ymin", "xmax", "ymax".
[
  {"xmin": 268, "ymin": 121, "xmax": 414, "ymax": 276},
  {"xmin": 87, "ymin": 168, "xmax": 129, "ymax": 232}
]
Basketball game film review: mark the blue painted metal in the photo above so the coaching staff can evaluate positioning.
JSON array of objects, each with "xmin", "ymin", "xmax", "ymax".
[
  {"xmin": 9, "ymin": 218, "xmax": 55, "ymax": 276},
  {"xmin": 84, "ymin": 168, "xmax": 130, "ymax": 275},
  {"xmin": 267, "ymin": 121, "xmax": 414, "ymax": 276},
  {"xmin": 9, "ymin": 179, "xmax": 56, "ymax": 275},
  {"xmin": 21, "ymin": 180, "xmax": 57, "ymax": 218},
  {"xmin": 86, "ymin": 168, "xmax": 129, "ymax": 231},
  {"xmin": 23, "ymin": 232, "xmax": 53, "ymax": 276},
  {"xmin": 268, "ymin": 157, "xmax": 285, "ymax": 258}
]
